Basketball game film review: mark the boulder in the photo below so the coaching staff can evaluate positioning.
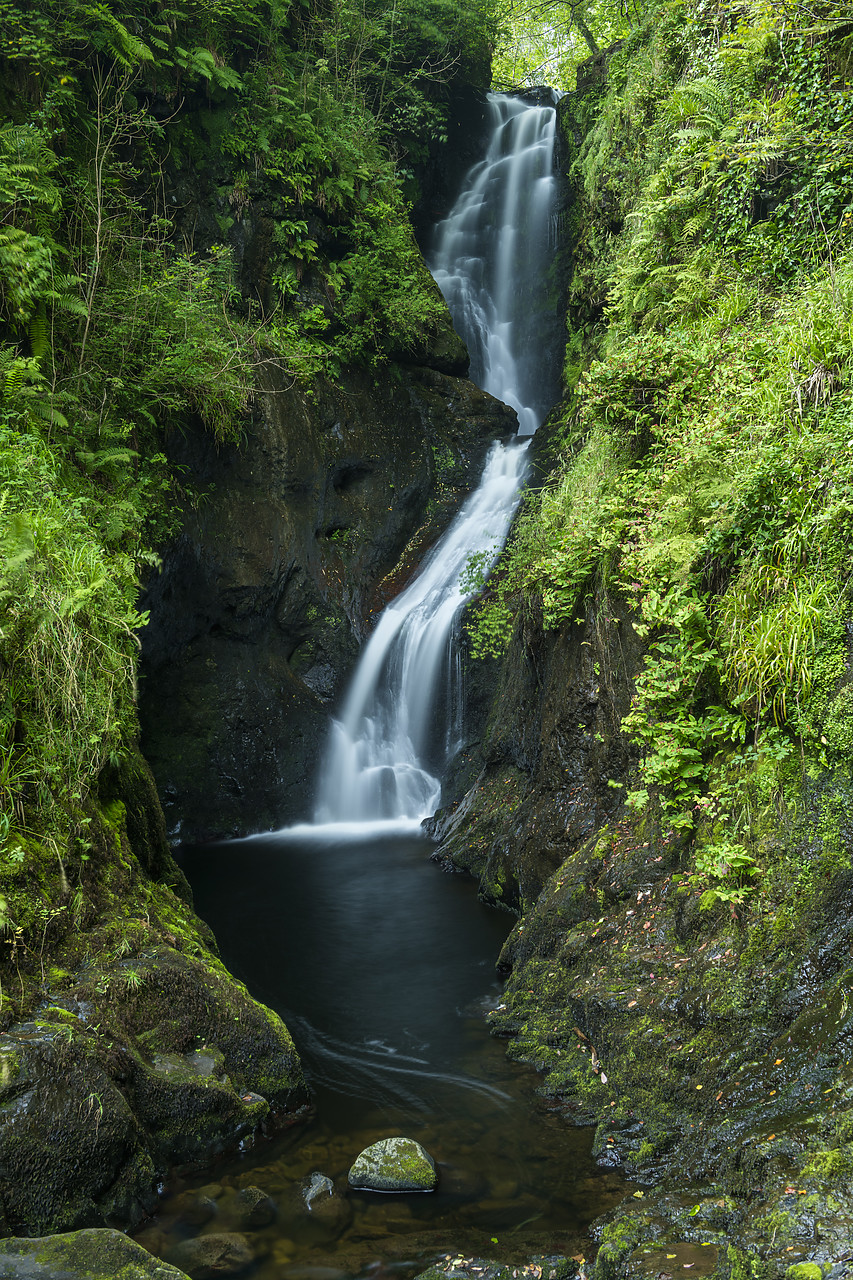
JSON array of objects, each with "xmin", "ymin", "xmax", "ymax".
[
  {"xmin": 0, "ymin": 1228, "xmax": 190, "ymax": 1278},
  {"xmin": 347, "ymin": 1137, "xmax": 437, "ymax": 1192}
]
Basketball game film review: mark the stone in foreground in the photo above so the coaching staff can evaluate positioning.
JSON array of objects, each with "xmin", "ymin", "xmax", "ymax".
[
  {"xmin": 0, "ymin": 1229, "xmax": 190, "ymax": 1279},
  {"xmin": 348, "ymin": 1137, "xmax": 437, "ymax": 1192}
]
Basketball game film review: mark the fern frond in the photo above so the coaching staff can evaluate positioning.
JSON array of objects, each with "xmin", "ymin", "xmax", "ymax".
[{"xmin": 81, "ymin": 5, "xmax": 153, "ymax": 67}]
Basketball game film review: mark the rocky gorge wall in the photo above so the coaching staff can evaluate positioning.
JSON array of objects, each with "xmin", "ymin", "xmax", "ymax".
[
  {"xmin": 430, "ymin": 477, "xmax": 853, "ymax": 1278},
  {"xmin": 0, "ymin": 748, "xmax": 308, "ymax": 1238}
]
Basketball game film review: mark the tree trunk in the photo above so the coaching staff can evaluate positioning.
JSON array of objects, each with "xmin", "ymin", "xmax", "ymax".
[{"xmin": 574, "ymin": 14, "xmax": 600, "ymax": 56}]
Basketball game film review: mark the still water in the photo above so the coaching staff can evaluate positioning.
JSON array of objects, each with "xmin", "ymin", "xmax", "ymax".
[{"xmin": 139, "ymin": 830, "xmax": 626, "ymax": 1277}]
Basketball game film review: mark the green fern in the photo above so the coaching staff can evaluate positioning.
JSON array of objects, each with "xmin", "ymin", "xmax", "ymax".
[{"xmin": 80, "ymin": 5, "xmax": 153, "ymax": 67}]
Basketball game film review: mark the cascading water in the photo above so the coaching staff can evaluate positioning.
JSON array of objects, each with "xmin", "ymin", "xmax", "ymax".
[
  {"xmin": 314, "ymin": 92, "xmax": 558, "ymax": 827},
  {"xmin": 430, "ymin": 93, "xmax": 559, "ymax": 437}
]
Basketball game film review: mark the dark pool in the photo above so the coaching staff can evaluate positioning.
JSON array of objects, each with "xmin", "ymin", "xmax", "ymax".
[{"xmin": 137, "ymin": 828, "xmax": 626, "ymax": 1277}]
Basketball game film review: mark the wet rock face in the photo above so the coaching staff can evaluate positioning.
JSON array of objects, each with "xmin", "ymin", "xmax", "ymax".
[
  {"xmin": 428, "ymin": 596, "xmax": 641, "ymax": 913},
  {"xmin": 0, "ymin": 952, "xmax": 306, "ymax": 1236},
  {"xmin": 439, "ymin": 583, "xmax": 853, "ymax": 1268},
  {"xmin": 139, "ymin": 358, "xmax": 514, "ymax": 842}
]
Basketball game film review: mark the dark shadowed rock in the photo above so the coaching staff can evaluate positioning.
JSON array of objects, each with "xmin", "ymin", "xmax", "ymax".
[{"xmin": 140, "ymin": 356, "xmax": 515, "ymax": 841}]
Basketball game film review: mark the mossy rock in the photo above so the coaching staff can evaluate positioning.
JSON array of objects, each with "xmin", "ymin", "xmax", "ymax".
[
  {"xmin": 348, "ymin": 1137, "xmax": 437, "ymax": 1192},
  {"xmin": 0, "ymin": 1228, "xmax": 190, "ymax": 1278}
]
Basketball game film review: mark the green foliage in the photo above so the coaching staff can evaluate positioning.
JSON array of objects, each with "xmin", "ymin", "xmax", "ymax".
[
  {"xmin": 475, "ymin": 0, "xmax": 853, "ymax": 918},
  {"xmin": 491, "ymin": 0, "xmax": 632, "ymax": 89},
  {"xmin": 0, "ymin": 407, "xmax": 143, "ymax": 848},
  {"xmin": 0, "ymin": 0, "xmax": 490, "ymax": 867}
]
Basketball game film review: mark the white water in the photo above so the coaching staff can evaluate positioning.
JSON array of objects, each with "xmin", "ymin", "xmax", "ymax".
[
  {"xmin": 313, "ymin": 93, "xmax": 558, "ymax": 828},
  {"xmin": 430, "ymin": 93, "xmax": 558, "ymax": 437}
]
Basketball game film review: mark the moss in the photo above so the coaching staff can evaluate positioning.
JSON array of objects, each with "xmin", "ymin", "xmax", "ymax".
[
  {"xmin": 785, "ymin": 1266, "xmax": 823, "ymax": 1280},
  {"xmin": 348, "ymin": 1137, "xmax": 437, "ymax": 1191},
  {"xmin": 801, "ymin": 1146, "xmax": 853, "ymax": 1180},
  {"xmin": 0, "ymin": 739, "xmax": 306, "ymax": 1234},
  {"xmin": 0, "ymin": 1227, "xmax": 191, "ymax": 1278},
  {"xmin": 593, "ymin": 1213, "xmax": 655, "ymax": 1280}
]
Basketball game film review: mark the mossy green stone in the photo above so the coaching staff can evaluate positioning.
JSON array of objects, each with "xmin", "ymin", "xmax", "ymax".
[
  {"xmin": 785, "ymin": 1266, "xmax": 823, "ymax": 1280},
  {"xmin": 0, "ymin": 1229, "xmax": 190, "ymax": 1278},
  {"xmin": 348, "ymin": 1136, "xmax": 437, "ymax": 1192}
]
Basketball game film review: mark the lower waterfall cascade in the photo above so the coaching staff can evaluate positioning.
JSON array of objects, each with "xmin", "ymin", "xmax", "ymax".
[{"xmin": 313, "ymin": 92, "xmax": 559, "ymax": 828}]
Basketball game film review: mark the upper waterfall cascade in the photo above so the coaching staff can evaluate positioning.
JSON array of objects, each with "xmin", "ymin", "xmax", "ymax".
[
  {"xmin": 430, "ymin": 93, "xmax": 558, "ymax": 438},
  {"xmin": 313, "ymin": 93, "xmax": 559, "ymax": 828}
]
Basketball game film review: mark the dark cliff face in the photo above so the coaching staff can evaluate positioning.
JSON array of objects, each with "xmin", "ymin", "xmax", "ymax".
[
  {"xmin": 427, "ymin": 592, "xmax": 641, "ymax": 912},
  {"xmin": 139, "ymin": 350, "xmax": 516, "ymax": 842}
]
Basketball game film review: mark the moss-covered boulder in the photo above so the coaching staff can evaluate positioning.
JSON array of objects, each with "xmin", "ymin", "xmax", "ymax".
[
  {"xmin": 0, "ymin": 1229, "xmax": 190, "ymax": 1279},
  {"xmin": 348, "ymin": 1137, "xmax": 438, "ymax": 1192},
  {"xmin": 0, "ymin": 752, "xmax": 307, "ymax": 1236}
]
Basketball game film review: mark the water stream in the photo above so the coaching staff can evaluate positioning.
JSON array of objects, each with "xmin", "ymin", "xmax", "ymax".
[
  {"xmin": 315, "ymin": 92, "xmax": 558, "ymax": 828},
  {"xmin": 143, "ymin": 93, "xmax": 628, "ymax": 1277}
]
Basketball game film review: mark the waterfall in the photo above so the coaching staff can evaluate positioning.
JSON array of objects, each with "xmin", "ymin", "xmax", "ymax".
[
  {"xmin": 313, "ymin": 93, "xmax": 558, "ymax": 829},
  {"xmin": 430, "ymin": 93, "xmax": 559, "ymax": 438}
]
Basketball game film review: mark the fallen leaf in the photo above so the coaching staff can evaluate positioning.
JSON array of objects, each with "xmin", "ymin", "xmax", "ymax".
[
  {"xmin": 696, "ymin": 1084, "xmax": 703, "ymax": 1090},
  {"xmin": 767, "ymin": 1133, "xmax": 776, "ymax": 1141},
  {"xmin": 775, "ymin": 1058, "xmax": 783, "ymax": 1065},
  {"xmin": 628, "ymin": 1000, "xmax": 638, "ymax": 1008}
]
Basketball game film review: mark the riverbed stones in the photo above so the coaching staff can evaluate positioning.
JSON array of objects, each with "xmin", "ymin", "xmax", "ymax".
[{"xmin": 348, "ymin": 1137, "xmax": 437, "ymax": 1192}]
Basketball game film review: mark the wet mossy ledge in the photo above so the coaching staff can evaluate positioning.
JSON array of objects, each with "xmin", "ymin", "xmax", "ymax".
[{"xmin": 0, "ymin": 747, "xmax": 307, "ymax": 1236}]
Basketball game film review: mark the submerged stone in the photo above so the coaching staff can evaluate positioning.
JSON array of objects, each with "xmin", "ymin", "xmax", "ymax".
[
  {"xmin": 302, "ymin": 1172, "xmax": 334, "ymax": 1209},
  {"xmin": 235, "ymin": 1185, "xmax": 277, "ymax": 1228},
  {"xmin": 348, "ymin": 1136, "xmax": 437, "ymax": 1192},
  {"xmin": 168, "ymin": 1232, "xmax": 253, "ymax": 1278}
]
